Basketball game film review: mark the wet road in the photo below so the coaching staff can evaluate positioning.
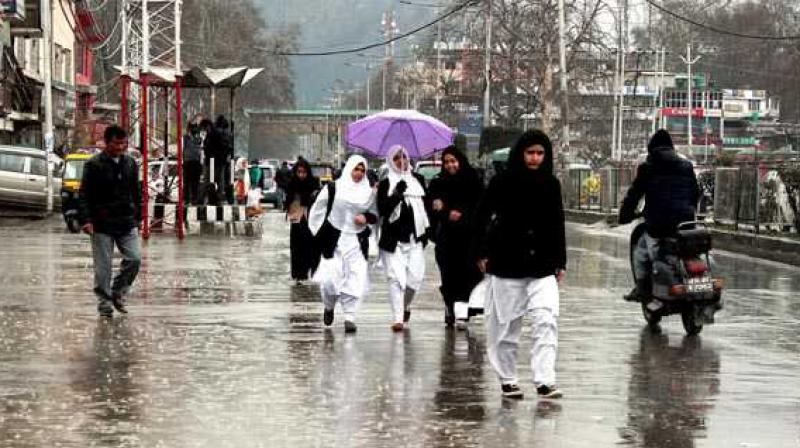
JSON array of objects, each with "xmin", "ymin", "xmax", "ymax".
[{"xmin": 0, "ymin": 214, "xmax": 798, "ymax": 447}]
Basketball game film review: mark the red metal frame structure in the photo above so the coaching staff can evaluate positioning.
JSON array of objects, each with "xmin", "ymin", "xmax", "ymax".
[
  {"xmin": 119, "ymin": 67, "xmax": 262, "ymax": 240},
  {"xmin": 120, "ymin": 73, "xmax": 185, "ymax": 239}
]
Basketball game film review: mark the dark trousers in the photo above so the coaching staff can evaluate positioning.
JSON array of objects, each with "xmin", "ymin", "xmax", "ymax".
[
  {"xmin": 290, "ymin": 219, "xmax": 316, "ymax": 281},
  {"xmin": 435, "ymin": 236, "xmax": 482, "ymax": 316},
  {"xmin": 183, "ymin": 161, "xmax": 202, "ymax": 205}
]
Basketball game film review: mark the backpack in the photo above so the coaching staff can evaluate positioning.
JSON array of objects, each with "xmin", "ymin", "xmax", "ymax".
[{"xmin": 312, "ymin": 182, "xmax": 370, "ymax": 263}]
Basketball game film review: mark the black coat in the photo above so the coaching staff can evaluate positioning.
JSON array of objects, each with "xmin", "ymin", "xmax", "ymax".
[
  {"xmin": 284, "ymin": 175, "xmax": 320, "ymax": 210},
  {"xmin": 78, "ymin": 152, "xmax": 142, "ymax": 235},
  {"xmin": 619, "ymin": 148, "xmax": 700, "ymax": 238},
  {"xmin": 428, "ymin": 167, "xmax": 483, "ymax": 247},
  {"xmin": 376, "ymin": 173, "xmax": 430, "ymax": 252},
  {"xmin": 473, "ymin": 171, "xmax": 566, "ymax": 279}
]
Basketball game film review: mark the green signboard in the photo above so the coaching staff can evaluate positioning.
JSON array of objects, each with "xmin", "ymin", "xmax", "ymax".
[{"xmin": 723, "ymin": 136, "xmax": 757, "ymax": 146}]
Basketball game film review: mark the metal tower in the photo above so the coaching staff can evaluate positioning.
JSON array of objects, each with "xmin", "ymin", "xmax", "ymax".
[{"xmin": 120, "ymin": 0, "xmax": 185, "ymax": 239}]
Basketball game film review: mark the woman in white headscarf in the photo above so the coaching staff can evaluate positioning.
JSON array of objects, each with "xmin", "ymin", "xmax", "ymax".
[
  {"xmin": 376, "ymin": 145, "xmax": 431, "ymax": 332},
  {"xmin": 309, "ymin": 155, "xmax": 377, "ymax": 333}
]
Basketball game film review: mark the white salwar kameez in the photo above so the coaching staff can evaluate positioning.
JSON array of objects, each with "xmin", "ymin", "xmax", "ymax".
[
  {"xmin": 380, "ymin": 240, "xmax": 426, "ymax": 324},
  {"xmin": 380, "ymin": 145, "xmax": 430, "ymax": 325},
  {"xmin": 309, "ymin": 155, "xmax": 375, "ymax": 324},
  {"xmin": 484, "ymin": 274, "xmax": 560, "ymax": 387}
]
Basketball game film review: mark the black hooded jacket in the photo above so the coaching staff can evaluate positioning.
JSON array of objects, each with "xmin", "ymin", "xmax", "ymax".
[
  {"xmin": 284, "ymin": 159, "xmax": 320, "ymax": 210},
  {"xmin": 619, "ymin": 130, "xmax": 701, "ymax": 238},
  {"xmin": 472, "ymin": 130, "xmax": 567, "ymax": 279},
  {"xmin": 428, "ymin": 148, "xmax": 483, "ymax": 246}
]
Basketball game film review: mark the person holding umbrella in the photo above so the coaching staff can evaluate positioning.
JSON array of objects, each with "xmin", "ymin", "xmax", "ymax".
[{"xmin": 377, "ymin": 145, "xmax": 431, "ymax": 332}]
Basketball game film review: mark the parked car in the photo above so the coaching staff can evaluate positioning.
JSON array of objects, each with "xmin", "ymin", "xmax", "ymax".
[
  {"xmin": 259, "ymin": 163, "xmax": 283, "ymax": 207},
  {"xmin": 147, "ymin": 159, "xmax": 179, "ymax": 203},
  {"xmin": 0, "ymin": 145, "xmax": 61, "ymax": 210},
  {"xmin": 414, "ymin": 160, "xmax": 442, "ymax": 186},
  {"xmin": 309, "ymin": 162, "xmax": 334, "ymax": 184}
]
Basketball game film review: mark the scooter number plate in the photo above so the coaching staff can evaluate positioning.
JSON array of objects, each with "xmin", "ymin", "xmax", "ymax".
[{"xmin": 686, "ymin": 277, "xmax": 713, "ymax": 293}]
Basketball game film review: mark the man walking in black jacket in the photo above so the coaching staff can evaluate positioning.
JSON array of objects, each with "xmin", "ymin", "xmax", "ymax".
[
  {"xmin": 473, "ymin": 130, "xmax": 566, "ymax": 400},
  {"xmin": 619, "ymin": 130, "xmax": 700, "ymax": 301},
  {"xmin": 79, "ymin": 125, "xmax": 142, "ymax": 317}
]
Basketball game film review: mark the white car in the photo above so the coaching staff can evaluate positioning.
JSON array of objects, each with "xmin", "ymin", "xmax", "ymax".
[{"xmin": 147, "ymin": 159, "xmax": 179, "ymax": 203}]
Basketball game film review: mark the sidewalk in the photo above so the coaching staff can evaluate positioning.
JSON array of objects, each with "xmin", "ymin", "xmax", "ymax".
[{"xmin": 565, "ymin": 209, "xmax": 800, "ymax": 267}]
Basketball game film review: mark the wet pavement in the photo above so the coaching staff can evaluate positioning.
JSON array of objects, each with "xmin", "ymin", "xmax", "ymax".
[{"xmin": 0, "ymin": 214, "xmax": 798, "ymax": 447}]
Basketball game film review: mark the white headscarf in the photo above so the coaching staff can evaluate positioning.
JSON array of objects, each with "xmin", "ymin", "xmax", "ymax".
[
  {"xmin": 325, "ymin": 155, "xmax": 375, "ymax": 234},
  {"xmin": 385, "ymin": 145, "xmax": 429, "ymax": 239}
]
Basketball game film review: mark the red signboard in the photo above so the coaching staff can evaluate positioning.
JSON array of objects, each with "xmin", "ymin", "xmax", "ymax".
[{"xmin": 661, "ymin": 107, "xmax": 705, "ymax": 118}]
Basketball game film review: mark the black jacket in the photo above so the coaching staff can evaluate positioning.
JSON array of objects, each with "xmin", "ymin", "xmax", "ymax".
[
  {"xmin": 428, "ymin": 160, "xmax": 483, "ymax": 247},
  {"xmin": 473, "ymin": 171, "xmax": 566, "ymax": 279},
  {"xmin": 78, "ymin": 152, "xmax": 142, "ymax": 235},
  {"xmin": 472, "ymin": 129, "xmax": 566, "ymax": 279},
  {"xmin": 376, "ymin": 173, "xmax": 430, "ymax": 252},
  {"xmin": 619, "ymin": 148, "xmax": 700, "ymax": 238}
]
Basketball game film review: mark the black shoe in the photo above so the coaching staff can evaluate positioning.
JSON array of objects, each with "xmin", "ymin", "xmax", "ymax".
[
  {"xmin": 536, "ymin": 385, "xmax": 563, "ymax": 399},
  {"xmin": 97, "ymin": 300, "xmax": 114, "ymax": 317},
  {"xmin": 403, "ymin": 310, "xmax": 411, "ymax": 324},
  {"xmin": 344, "ymin": 321, "xmax": 357, "ymax": 333},
  {"xmin": 623, "ymin": 287, "xmax": 641, "ymax": 302},
  {"xmin": 323, "ymin": 309, "xmax": 334, "ymax": 327},
  {"xmin": 501, "ymin": 384, "xmax": 524, "ymax": 399},
  {"xmin": 110, "ymin": 292, "xmax": 128, "ymax": 314},
  {"xmin": 445, "ymin": 315, "xmax": 455, "ymax": 328}
]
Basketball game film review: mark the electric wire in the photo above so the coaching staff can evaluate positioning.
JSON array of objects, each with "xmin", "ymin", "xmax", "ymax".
[
  {"xmin": 646, "ymin": 0, "xmax": 800, "ymax": 41},
  {"xmin": 252, "ymin": 0, "xmax": 480, "ymax": 57}
]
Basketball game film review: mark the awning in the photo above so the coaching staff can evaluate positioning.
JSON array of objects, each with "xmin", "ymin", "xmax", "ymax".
[{"xmin": 115, "ymin": 65, "xmax": 264, "ymax": 89}]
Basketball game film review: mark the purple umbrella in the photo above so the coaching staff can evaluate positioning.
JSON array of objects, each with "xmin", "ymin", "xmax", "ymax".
[{"xmin": 346, "ymin": 109, "xmax": 454, "ymax": 159}]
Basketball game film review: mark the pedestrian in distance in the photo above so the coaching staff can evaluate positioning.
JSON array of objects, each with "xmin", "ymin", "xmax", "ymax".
[
  {"xmin": 182, "ymin": 122, "xmax": 203, "ymax": 205},
  {"xmin": 276, "ymin": 161, "xmax": 292, "ymax": 208},
  {"xmin": 79, "ymin": 125, "xmax": 142, "ymax": 317},
  {"xmin": 428, "ymin": 147, "xmax": 484, "ymax": 329},
  {"xmin": 308, "ymin": 155, "xmax": 377, "ymax": 333},
  {"xmin": 472, "ymin": 129, "xmax": 566, "ymax": 400},
  {"xmin": 285, "ymin": 158, "xmax": 321, "ymax": 284},
  {"xmin": 376, "ymin": 145, "xmax": 431, "ymax": 332}
]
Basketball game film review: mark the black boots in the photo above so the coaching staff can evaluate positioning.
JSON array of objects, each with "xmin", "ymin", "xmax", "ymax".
[{"xmin": 624, "ymin": 279, "xmax": 651, "ymax": 302}]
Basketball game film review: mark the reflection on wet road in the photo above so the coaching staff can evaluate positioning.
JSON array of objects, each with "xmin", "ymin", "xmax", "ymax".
[{"xmin": 0, "ymin": 216, "xmax": 798, "ymax": 447}]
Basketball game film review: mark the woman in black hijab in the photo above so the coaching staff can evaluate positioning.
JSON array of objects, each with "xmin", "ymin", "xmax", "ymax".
[
  {"xmin": 428, "ymin": 147, "xmax": 484, "ymax": 327},
  {"xmin": 284, "ymin": 158, "xmax": 321, "ymax": 283},
  {"xmin": 472, "ymin": 129, "xmax": 566, "ymax": 400}
]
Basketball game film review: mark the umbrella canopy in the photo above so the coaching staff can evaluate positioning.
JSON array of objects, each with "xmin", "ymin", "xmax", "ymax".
[{"xmin": 346, "ymin": 109, "xmax": 454, "ymax": 159}]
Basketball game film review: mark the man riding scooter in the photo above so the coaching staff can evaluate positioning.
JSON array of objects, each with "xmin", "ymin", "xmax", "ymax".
[{"xmin": 619, "ymin": 130, "xmax": 701, "ymax": 301}]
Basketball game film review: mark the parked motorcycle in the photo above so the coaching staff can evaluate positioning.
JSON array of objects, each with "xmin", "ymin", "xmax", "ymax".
[{"xmin": 629, "ymin": 221, "xmax": 723, "ymax": 335}]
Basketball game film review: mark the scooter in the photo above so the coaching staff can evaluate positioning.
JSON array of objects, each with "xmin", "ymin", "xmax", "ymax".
[{"xmin": 628, "ymin": 221, "xmax": 723, "ymax": 335}]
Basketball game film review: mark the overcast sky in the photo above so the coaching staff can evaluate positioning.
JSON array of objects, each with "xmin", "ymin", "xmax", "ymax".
[{"xmin": 256, "ymin": 0, "xmax": 436, "ymax": 108}]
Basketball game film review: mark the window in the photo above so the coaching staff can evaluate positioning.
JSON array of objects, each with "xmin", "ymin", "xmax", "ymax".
[
  {"xmin": 30, "ymin": 39, "xmax": 39, "ymax": 75},
  {"xmin": 29, "ymin": 158, "xmax": 47, "ymax": 176},
  {"xmin": 0, "ymin": 154, "xmax": 27, "ymax": 173},
  {"xmin": 748, "ymin": 99, "xmax": 761, "ymax": 112},
  {"xmin": 54, "ymin": 44, "xmax": 64, "ymax": 83},
  {"xmin": 75, "ymin": 43, "xmax": 85, "ymax": 76},
  {"xmin": 64, "ymin": 48, "xmax": 72, "ymax": 83}
]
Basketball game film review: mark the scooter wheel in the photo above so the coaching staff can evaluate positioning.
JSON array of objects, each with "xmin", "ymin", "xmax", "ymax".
[
  {"xmin": 681, "ymin": 310, "xmax": 704, "ymax": 335},
  {"xmin": 641, "ymin": 302, "xmax": 662, "ymax": 327},
  {"xmin": 66, "ymin": 217, "xmax": 81, "ymax": 233}
]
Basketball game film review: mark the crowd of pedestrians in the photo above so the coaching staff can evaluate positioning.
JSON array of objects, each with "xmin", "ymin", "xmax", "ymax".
[{"xmin": 79, "ymin": 123, "xmax": 569, "ymax": 400}]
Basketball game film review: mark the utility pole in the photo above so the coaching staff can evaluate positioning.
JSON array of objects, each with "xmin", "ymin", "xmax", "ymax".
[
  {"xmin": 680, "ymin": 43, "xmax": 701, "ymax": 151},
  {"xmin": 435, "ymin": 5, "xmax": 442, "ymax": 114},
  {"xmin": 557, "ymin": 0, "xmax": 569, "ymax": 165},
  {"xmin": 381, "ymin": 11, "xmax": 398, "ymax": 110},
  {"xmin": 617, "ymin": 0, "xmax": 627, "ymax": 161},
  {"xmin": 483, "ymin": 0, "xmax": 492, "ymax": 128},
  {"xmin": 611, "ymin": 47, "xmax": 620, "ymax": 161},
  {"xmin": 651, "ymin": 49, "xmax": 660, "ymax": 135},
  {"xmin": 43, "ymin": 0, "xmax": 54, "ymax": 213}
]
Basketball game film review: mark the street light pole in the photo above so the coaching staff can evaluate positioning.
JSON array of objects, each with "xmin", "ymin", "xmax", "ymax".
[
  {"xmin": 680, "ymin": 43, "xmax": 701, "ymax": 151},
  {"xmin": 558, "ymin": 0, "xmax": 569, "ymax": 165},
  {"xmin": 483, "ymin": 0, "xmax": 492, "ymax": 128},
  {"xmin": 42, "ymin": 0, "xmax": 54, "ymax": 213}
]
